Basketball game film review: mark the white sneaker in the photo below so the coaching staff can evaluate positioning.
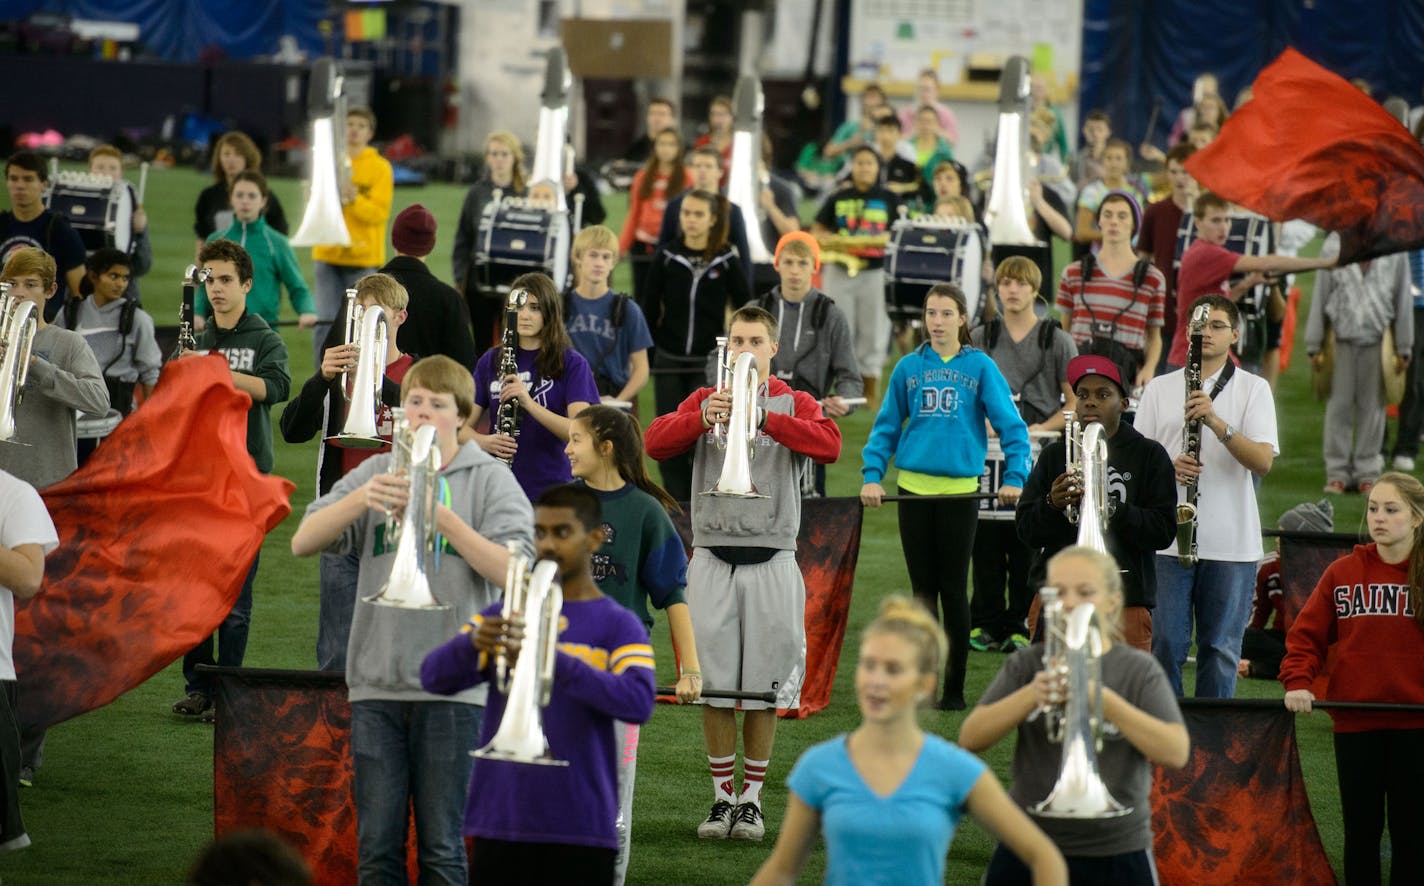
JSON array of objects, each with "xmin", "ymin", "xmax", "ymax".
[
  {"xmin": 697, "ymin": 800, "xmax": 736, "ymax": 839},
  {"xmin": 729, "ymin": 802, "xmax": 765, "ymax": 841},
  {"xmin": 1393, "ymin": 455, "xmax": 1416, "ymax": 471}
]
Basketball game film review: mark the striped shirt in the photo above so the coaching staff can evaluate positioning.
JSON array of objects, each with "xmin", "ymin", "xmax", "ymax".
[{"xmin": 1056, "ymin": 258, "xmax": 1166, "ymax": 353}]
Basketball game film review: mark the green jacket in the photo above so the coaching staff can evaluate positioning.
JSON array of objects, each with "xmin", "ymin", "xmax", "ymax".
[
  {"xmin": 202, "ymin": 216, "xmax": 314, "ymax": 325},
  {"xmin": 198, "ymin": 311, "xmax": 291, "ymax": 473}
]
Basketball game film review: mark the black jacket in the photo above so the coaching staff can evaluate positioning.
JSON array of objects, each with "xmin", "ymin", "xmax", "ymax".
[
  {"xmin": 644, "ymin": 241, "xmax": 751, "ymax": 357},
  {"xmin": 1016, "ymin": 421, "xmax": 1177, "ymax": 608},
  {"xmin": 279, "ymin": 363, "xmax": 402, "ymax": 496},
  {"xmin": 379, "ymin": 256, "xmax": 479, "ymax": 371}
]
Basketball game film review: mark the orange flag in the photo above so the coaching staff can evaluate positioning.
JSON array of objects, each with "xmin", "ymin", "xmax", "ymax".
[{"xmin": 16, "ymin": 355, "xmax": 293, "ymax": 730}]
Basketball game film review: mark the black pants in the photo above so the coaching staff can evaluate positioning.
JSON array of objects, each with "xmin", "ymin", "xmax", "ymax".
[
  {"xmin": 985, "ymin": 843, "xmax": 1158, "ymax": 885},
  {"xmin": 1333, "ymin": 728, "xmax": 1424, "ymax": 886},
  {"xmin": 628, "ymin": 242, "xmax": 655, "ymax": 315},
  {"xmin": 896, "ymin": 489, "xmax": 977, "ymax": 702},
  {"xmin": 470, "ymin": 838, "xmax": 615, "ymax": 885},
  {"xmin": 653, "ymin": 350, "xmax": 707, "ymax": 504},
  {"xmin": 1240, "ymin": 627, "xmax": 1285, "ymax": 679},
  {"xmin": 1391, "ymin": 305, "xmax": 1424, "ymax": 459},
  {"xmin": 970, "ymin": 519, "xmax": 1034, "ymax": 641},
  {"xmin": 0, "ymin": 681, "xmax": 24, "ymax": 848}
]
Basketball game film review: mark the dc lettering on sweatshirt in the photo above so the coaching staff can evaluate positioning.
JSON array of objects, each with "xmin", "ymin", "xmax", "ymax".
[
  {"xmin": 1332, "ymin": 583, "xmax": 1416, "ymax": 619},
  {"xmin": 910, "ymin": 366, "xmax": 980, "ymax": 415},
  {"xmin": 218, "ymin": 346, "xmax": 256, "ymax": 372}
]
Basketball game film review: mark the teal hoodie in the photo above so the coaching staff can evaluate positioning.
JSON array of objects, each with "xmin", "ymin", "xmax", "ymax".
[
  {"xmin": 202, "ymin": 215, "xmax": 314, "ymax": 325},
  {"xmin": 861, "ymin": 343, "xmax": 1031, "ymax": 486}
]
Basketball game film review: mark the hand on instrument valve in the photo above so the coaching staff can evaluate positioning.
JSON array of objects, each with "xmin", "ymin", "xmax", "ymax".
[
  {"xmin": 1047, "ymin": 471, "xmax": 1082, "ymax": 511},
  {"xmin": 498, "ymin": 373, "xmax": 534, "ymax": 409},
  {"xmin": 701, "ymin": 389, "xmax": 733, "ymax": 429},
  {"xmin": 363, "ymin": 471, "xmax": 410, "ymax": 518},
  {"xmin": 1182, "ymin": 389, "xmax": 1220, "ymax": 427},
  {"xmin": 341, "ymin": 181, "xmax": 358, "ymax": 204},
  {"xmin": 480, "ymin": 434, "xmax": 519, "ymax": 461},
  {"xmin": 675, "ymin": 671, "xmax": 703, "ymax": 703},
  {"xmin": 320, "ymin": 342, "xmax": 359, "ymax": 381},
  {"xmin": 859, "ymin": 482, "xmax": 885, "ymax": 508},
  {"xmin": 1032, "ymin": 665, "xmax": 1067, "ymax": 708},
  {"xmin": 472, "ymin": 614, "xmax": 525, "ymax": 667},
  {"xmin": 1172, "ymin": 453, "xmax": 1203, "ymax": 487}
]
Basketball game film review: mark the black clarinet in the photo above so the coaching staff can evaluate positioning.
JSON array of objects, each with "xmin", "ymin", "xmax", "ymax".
[
  {"xmin": 494, "ymin": 288, "xmax": 528, "ymax": 465},
  {"xmin": 171, "ymin": 265, "xmax": 207, "ymax": 362},
  {"xmin": 1175, "ymin": 304, "xmax": 1211, "ymax": 566}
]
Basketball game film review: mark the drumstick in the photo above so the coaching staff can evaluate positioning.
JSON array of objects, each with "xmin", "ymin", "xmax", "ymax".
[
  {"xmin": 656, "ymin": 686, "xmax": 780, "ymax": 704},
  {"xmin": 137, "ymin": 162, "xmax": 149, "ymax": 204},
  {"xmin": 602, "ymin": 398, "xmax": 633, "ymax": 410},
  {"xmin": 832, "ymin": 397, "xmax": 868, "ymax": 407}
]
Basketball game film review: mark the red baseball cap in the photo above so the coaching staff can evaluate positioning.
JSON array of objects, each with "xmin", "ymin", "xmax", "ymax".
[{"xmin": 1066, "ymin": 354, "xmax": 1127, "ymax": 396}]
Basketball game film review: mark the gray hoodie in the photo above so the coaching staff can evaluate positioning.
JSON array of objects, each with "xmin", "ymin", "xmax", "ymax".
[
  {"xmin": 758, "ymin": 286, "xmax": 864, "ymax": 403},
  {"xmin": 307, "ymin": 440, "xmax": 534, "ymax": 705}
]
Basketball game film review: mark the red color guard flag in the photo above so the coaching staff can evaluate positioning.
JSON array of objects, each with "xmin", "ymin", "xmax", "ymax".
[
  {"xmin": 1186, "ymin": 48, "xmax": 1424, "ymax": 264},
  {"xmin": 1152, "ymin": 702, "xmax": 1336, "ymax": 885},
  {"xmin": 15, "ymin": 356, "xmax": 293, "ymax": 730}
]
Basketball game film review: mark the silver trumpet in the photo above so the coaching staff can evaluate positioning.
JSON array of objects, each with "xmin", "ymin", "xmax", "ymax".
[
  {"xmin": 364, "ymin": 416, "xmax": 450, "ymax": 610},
  {"xmin": 0, "ymin": 282, "xmax": 39, "ymax": 443},
  {"xmin": 475, "ymin": 554, "xmax": 567, "ymax": 766},
  {"xmin": 705, "ymin": 344, "xmax": 765, "ymax": 498},
  {"xmin": 327, "ymin": 289, "xmax": 388, "ymax": 449},
  {"xmin": 1033, "ymin": 594, "xmax": 1131, "ymax": 820}
]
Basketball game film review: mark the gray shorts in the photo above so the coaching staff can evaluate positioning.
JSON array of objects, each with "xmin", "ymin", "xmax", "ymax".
[{"xmin": 687, "ymin": 548, "xmax": 806, "ymax": 711}]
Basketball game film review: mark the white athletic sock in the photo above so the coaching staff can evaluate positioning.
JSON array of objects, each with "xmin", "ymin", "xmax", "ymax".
[
  {"xmin": 709, "ymin": 754, "xmax": 736, "ymax": 804},
  {"xmin": 739, "ymin": 757, "xmax": 769, "ymax": 807}
]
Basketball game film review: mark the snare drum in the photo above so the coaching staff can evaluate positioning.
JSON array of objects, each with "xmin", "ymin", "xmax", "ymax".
[
  {"xmin": 884, "ymin": 220, "xmax": 985, "ymax": 322},
  {"xmin": 45, "ymin": 172, "xmax": 134, "ymax": 253},
  {"xmin": 476, "ymin": 199, "xmax": 570, "ymax": 294},
  {"xmin": 978, "ymin": 431, "xmax": 1056, "ymax": 520},
  {"xmin": 76, "ymin": 408, "xmax": 123, "ymax": 442}
]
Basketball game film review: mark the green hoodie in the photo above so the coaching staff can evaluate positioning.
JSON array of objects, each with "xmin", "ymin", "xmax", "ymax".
[
  {"xmin": 198, "ymin": 311, "xmax": 291, "ymax": 473},
  {"xmin": 202, "ymin": 216, "xmax": 315, "ymax": 325}
]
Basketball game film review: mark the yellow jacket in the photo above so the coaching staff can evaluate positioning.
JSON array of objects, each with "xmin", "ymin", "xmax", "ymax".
[{"xmin": 313, "ymin": 146, "xmax": 393, "ymax": 268}]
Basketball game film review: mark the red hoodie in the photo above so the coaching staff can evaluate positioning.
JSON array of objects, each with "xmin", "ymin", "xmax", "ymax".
[{"xmin": 1278, "ymin": 543, "xmax": 1424, "ymax": 732}]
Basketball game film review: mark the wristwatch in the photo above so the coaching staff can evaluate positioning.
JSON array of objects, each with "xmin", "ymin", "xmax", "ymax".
[{"xmin": 1218, "ymin": 423, "xmax": 1235, "ymax": 444}]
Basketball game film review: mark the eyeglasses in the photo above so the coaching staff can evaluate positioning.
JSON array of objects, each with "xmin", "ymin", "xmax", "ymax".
[{"xmin": 1206, "ymin": 321, "xmax": 1234, "ymax": 332}]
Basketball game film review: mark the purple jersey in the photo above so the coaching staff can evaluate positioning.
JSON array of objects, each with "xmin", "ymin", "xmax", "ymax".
[{"xmin": 474, "ymin": 346, "xmax": 600, "ymax": 500}]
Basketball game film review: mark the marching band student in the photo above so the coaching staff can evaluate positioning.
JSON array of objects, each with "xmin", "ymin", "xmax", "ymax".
[
  {"xmin": 752, "ymin": 597, "xmax": 1067, "ymax": 886},
  {"xmin": 1072, "ymin": 140, "xmax": 1146, "ymax": 253},
  {"xmin": 279, "ymin": 273, "xmax": 413, "ymax": 671},
  {"xmin": 0, "ymin": 469, "xmax": 57, "ymax": 850},
  {"xmin": 375, "ymin": 204, "xmax": 480, "ymax": 372},
  {"xmin": 619, "ymin": 128, "xmax": 690, "ymax": 311},
  {"xmin": 897, "ymin": 68, "xmax": 960, "ymax": 147},
  {"xmin": 565, "ymin": 225, "xmax": 654, "ymax": 403},
  {"xmin": 644, "ymin": 189, "xmax": 753, "ymax": 502},
  {"xmin": 86, "ymin": 145, "xmax": 152, "ymax": 305},
  {"xmin": 65, "ymin": 248, "xmax": 163, "ymax": 418},
  {"xmin": 565, "ymin": 406, "xmax": 701, "ymax": 885},
  {"xmin": 291, "ymin": 355, "xmax": 533, "ymax": 884},
  {"xmin": 193, "ymin": 131, "xmax": 290, "ymax": 255},
  {"xmin": 0, "ymin": 247, "xmax": 107, "ymax": 788},
  {"xmin": 1280, "ymin": 472, "xmax": 1424, "ymax": 886},
  {"xmin": 619, "ymin": 97, "xmax": 678, "ymax": 166},
  {"xmin": 0, "ymin": 153, "xmax": 87, "ymax": 318},
  {"xmin": 172, "ymin": 239, "xmax": 290, "ymax": 721},
  {"xmin": 1136, "ymin": 294, "xmax": 1277, "ymax": 698},
  {"xmin": 421, "ymin": 483, "xmax": 655, "ymax": 886},
  {"xmin": 197, "ymin": 171, "xmax": 316, "ymax": 333},
  {"xmin": 656, "ymin": 146, "xmax": 754, "ymax": 291},
  {"xmin": 969, "ymin": 258, "xmax": 1079, "ymax": 654},
  {"xmin": 692, "ymin": 95, "xmax": 735, "ymax": 186},
  {"xmin": 758, "ymin": 232, "xmax": 862, "ymax": 496},
  {"xmin": 860, "ymin": 283, "xmax": 1030, "ymax": 710},
  {"xmin": 1016, "ymin": 356, "xmax": 1177, "ymax": 652},
  {"xmin": 464, "ymin": 272, "xmax": 599, "ymax": 501},
  {"xmin": 310, "ymin": 107, "xmax": 394, "ymax": 355},
  {"xmin": 453, "ymin": 130, "xmax": 529, "ymax": 347},
  {"xmin": 645, "ymin": 305, "xmax": 841, "ymax": 843},
  {"xmin": 960, "ymin": 546, "xmax": 1189, "ymax": 885}
]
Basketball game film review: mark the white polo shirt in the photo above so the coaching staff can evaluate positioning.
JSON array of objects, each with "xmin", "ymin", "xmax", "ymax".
[
  {"xmin": 0, "ymin": 471, "xmax": 59, "ymax": 681},
  {"xmin": 1135, "ymin": 364, "xmax": 1279, "ymax": 563}
]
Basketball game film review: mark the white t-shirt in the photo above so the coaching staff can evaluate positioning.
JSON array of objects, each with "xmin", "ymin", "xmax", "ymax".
[
  {"xmin": 0, "ymin": 471, "xmax": 59, "ymax": 681},
  {"xmin": 1135, "ymin": 364, "xmax": 1278, "ymax": 562}
]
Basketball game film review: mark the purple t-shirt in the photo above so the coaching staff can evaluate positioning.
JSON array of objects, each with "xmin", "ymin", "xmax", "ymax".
[{"xmin": 474, "ymin": 346, "xmax": 599, "ymax": 500}]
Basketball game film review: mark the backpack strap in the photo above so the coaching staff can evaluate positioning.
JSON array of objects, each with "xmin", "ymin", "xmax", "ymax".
[
  {"xmin": 811, "ymin": 293, "xmax": 831, "ymax": 331},
  {"xmin": 62, "ymin": 294, "xmax": 79, "ymax": 330}
]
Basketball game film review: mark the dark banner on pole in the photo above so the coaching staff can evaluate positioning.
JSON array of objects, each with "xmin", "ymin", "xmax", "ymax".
[
  {"xmin": 669, "ymin": 497, "xmax": 863, "ymax": 718},
  {"xmin": 17, "ymin": 358, "xmax": 293, "ymax": 731},
  {"xmin": 1152, "ymin": 701, "xmax": 1337, "ymax": 885}
]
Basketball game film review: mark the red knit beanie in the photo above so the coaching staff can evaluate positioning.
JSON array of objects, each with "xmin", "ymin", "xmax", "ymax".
[{"xmin": 391, "ymin": 204, "xmax": 437, "ymax": 257}]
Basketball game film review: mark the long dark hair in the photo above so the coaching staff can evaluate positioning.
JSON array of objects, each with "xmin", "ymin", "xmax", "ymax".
[
  {"xmin": 924, "ymin": 282, "xmax": 973, "ymax": 347},
  {"xmin": 637, "ymin": 127, "xmax": 687, "ymax": 201},
  {"xmin": 681, "ymin": 189, "xmax": 729, "ymax": 262},
  {"xmin": 1373, "ymin": 471, "xmax": 1424, "ymax": 628},
  {"xmin": 498, "ymin": 272, "xmax": 572, "ymax": 380},
  {"xmin": 572, "ymin": 405, "xmax": 681, "ymax": 514}
]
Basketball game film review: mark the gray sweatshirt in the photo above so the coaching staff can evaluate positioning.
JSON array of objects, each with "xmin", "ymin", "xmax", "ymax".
[
  {"xmin": 0, "ymin": 323, "xmax": 109, "ymax": 488},
  {"xmin": 68, "ymin": 297, "xmax": 163, "ymax": 386},
  {"xmin": 1306, "ymin": 252, "xmax": 1414, "ymax": 350},
  {"xmin": 760, "ymin": 286, "xmax": 864, "ymax": 403},
  {"xmin": 307, "ymin": 440, "xmax": 534, "ymax": 705}
]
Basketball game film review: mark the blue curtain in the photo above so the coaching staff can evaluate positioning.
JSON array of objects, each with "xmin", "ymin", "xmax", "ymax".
[
  {"xmin": 29, "ymin": 0, "xmax": 326, "ymax": 61},
  {"xmin": 1080, "ymin": 0, "xmax": 1424, "ymax": 150}
]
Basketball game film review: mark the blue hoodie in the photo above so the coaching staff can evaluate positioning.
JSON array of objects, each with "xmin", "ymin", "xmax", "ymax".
[{"xmin": 861, "ymin": 343, "xmax": 1030, "ymax": 486}]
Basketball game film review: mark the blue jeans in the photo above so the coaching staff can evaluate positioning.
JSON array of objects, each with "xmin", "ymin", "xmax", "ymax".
[
  {"xmin": 317, "ymin": 548, "xmax": 362, "ymax": 671},
  {"xmin": 183, "ymin": 552, "xmax": 259, "ymax": 695},
  {"xmin": 313, "ymin": 261, "xmax": 376, "ymax": 355},
  {"xmin": 1151, "ymin": 556, "xmax": 1256, "ymax": 698},
  {"xmin": 351, "ymin": 700, "xmax": 481, "ymax": 886}
]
